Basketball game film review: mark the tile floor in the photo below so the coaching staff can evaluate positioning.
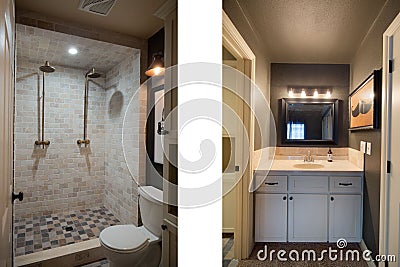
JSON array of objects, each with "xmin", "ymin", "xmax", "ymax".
[
  {"xmin": 223, "ymin": 234, "xmax": 238, "ymax": 267},
  {"xmin": 14, "ymin": 207, "xmax": 120, "ymax": 256}
]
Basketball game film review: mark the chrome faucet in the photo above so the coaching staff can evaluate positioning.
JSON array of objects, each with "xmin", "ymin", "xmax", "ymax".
[{"xmin": 304, "ymin": 150, "xmax": 314, "ymax": 162}]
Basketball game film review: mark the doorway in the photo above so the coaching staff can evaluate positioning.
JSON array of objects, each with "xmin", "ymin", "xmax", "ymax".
[
  {"xmin": 222, "ymin": 10, "xmax": 256, "ymax": 261},
  {"xmin": 379, "ymin": 12, "xmax": 400, "ymax": 267}
]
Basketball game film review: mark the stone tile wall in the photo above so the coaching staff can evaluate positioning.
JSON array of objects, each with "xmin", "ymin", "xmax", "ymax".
[
  {"xmin": 14, "ymin": 25, "xmax": 143, "ymax": 224},
  {"xmin": 14, "ymin": 60, "xmax": 106, "ymax": 218}
]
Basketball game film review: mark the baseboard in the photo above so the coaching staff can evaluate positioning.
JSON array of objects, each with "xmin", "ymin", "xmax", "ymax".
[
  {"xmin": 360, "ymin": 239, "xmax": 377, "ymax": 267},
  {"xmin": 223, "ymin": 227, "xmax": 235, "ymax": 234}
]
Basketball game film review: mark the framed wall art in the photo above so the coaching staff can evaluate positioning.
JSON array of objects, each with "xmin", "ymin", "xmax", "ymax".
[{"xmin": 349, "ymin": 69, "xmax": 382, "ymax": 130}]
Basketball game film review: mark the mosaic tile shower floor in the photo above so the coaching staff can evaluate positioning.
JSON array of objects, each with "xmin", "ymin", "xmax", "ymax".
[{"xmin": 14, "ymin": 206, "xmax": 120, "ymax": 256}]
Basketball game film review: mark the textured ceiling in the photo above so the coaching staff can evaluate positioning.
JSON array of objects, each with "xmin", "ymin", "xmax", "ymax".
[
  {"xmin": 15, "ymin": 0, "xmax": 166, "ymax": 39},
  {"xmin": 233, "ymin": 0, "xmax": 387, "ymax": 63},
  {"xmin": 17, "ymin": 24, "xmax": 137, "ymax": 72}
]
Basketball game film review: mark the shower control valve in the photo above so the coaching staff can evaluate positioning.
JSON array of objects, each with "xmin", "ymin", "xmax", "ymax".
[{"xmin": 77, "ymin": 139, "xmax": 91, "ymax": 145}]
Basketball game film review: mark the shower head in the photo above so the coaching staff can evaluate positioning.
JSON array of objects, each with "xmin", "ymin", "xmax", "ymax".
[
  {"xmin": 85, "ymin": 67, "xmax": 102, "ymax": 78},
  {"xmin": 39, "ymin": 61, "xmax": 55, "ymax": 73}
]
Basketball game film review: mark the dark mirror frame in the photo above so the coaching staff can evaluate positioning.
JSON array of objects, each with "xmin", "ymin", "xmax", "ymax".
[{"xmin": 280, "ymin": 98, "xmax": 339, "ymax": 145}]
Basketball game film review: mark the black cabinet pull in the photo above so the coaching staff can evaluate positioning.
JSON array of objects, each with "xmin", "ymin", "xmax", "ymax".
[
  {"xmin": 161, "ymin": 224, "xmax": 167, "ymax": 231},
  {"xmin": 265, "ymin": 182, "xmax": 278, "ymax": 186},
  {"xmin": 339, "ymin": 182, "xmax": 352, "ymax": 186},
  {"xmin": 289, "ymin": 196, "xmax": 293, "ymax": 200},
  {"xmin": 331, "ymin": 197, "xmax": 334, "ymax": 201},
  {"xmin": 283, "ymin": 196, "xmax": 287, "ymax": 200},
  {"xmin": 12, "ymin": 192, "xmax": 23, "ymax": 203}
]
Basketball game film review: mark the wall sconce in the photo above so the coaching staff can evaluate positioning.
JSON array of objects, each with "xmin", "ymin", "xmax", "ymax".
[
  {"xmin": 145, "ymin": 53, "xmax": 165, "ymax": 77},
  {"xmin": 287, "ymin": 87, "xmax": 332, "ymax": 98}
]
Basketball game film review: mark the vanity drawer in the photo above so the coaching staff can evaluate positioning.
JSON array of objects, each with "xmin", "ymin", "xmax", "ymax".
[
  {"xmin": 257, "ymin": 176, "xmax": 287, "ymax": 193},
  {"xmin": 289, "ymin": 176, "xmax": 329, "ymax": 193},
  {"xmin": 330, "ymin": 176, "xmax": 362, "ymax": 193}
]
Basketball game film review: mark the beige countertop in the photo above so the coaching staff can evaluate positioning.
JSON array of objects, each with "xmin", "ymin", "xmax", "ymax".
[{"xmin": 254, "ymin": 159, "xmax": 364, "ymax": 174}]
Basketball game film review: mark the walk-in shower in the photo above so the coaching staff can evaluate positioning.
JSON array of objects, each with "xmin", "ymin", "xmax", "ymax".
[
  {"xmin": 14, "ymin": 23, "xmax": 142, "ymax": 264},
  {"xmin": 35, "ymin": 61, "xmax": 54, "ymax": 148},
  {"xmin": 77, "ymin": 67, "xmax": 102, "ymax": 146}
]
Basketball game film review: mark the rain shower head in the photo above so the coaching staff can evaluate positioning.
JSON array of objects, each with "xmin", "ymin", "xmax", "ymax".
[
  {"xmin": 39, "ymin": 61, "xmax": 55, "ymax": 73},
  {"xmin": 85, "ymin": 67, "xmax": 102, "ymax": 78}
]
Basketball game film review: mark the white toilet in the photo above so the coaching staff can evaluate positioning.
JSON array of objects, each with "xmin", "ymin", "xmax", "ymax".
[{"xmin": 100, "ymin": 186, "xmax": 163, "ymax": 267}]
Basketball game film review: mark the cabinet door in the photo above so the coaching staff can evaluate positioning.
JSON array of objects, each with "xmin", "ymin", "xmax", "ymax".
[
  {"xmin": 255, "ymin": 194, "xmax": 287, "ymax": 242},
  {"xmin": 288, "ymin": 194, "xmax": 328, "ymax": 242},
  {"xmin": 329, "ymin": 194, "xmax": 362, "ymax": 242}
]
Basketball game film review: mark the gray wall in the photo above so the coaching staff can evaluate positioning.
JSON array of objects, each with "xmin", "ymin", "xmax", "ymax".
[
  {"xmin": 350, "ymin": 0, "xmax": 400, "ymax": 257},
  {"xmin": 223, "ymin": 0, "xmax": 271, "ymax": 151},
  {"xmin": 270, "ymin": 64, "xmax": 350, "ymax": 147}
]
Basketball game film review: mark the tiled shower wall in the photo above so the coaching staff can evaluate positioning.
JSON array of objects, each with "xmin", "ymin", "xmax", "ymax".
[
  {"xmin": 14, "ymin": 25, "xmax": 144, "ymax": 225},
  {"xmin": 14, "ymin": 60, "xmax": 106, "ymax": 219},
  {"xmin": 104, "ymin": 52, "xmax": 144, "ymax": 224}
]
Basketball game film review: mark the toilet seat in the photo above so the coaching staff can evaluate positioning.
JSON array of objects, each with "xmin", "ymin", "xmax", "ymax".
[{"xmin": 100, "ymin": 225, "xmax": 149, "ymax": 253}]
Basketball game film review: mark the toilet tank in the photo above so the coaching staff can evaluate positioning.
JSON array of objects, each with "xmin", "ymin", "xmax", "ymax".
[{"xmin": 138, "ymin": 186, "xmax": 163, "ymax": 237}]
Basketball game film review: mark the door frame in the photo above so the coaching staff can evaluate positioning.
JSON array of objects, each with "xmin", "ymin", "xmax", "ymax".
[
  {"xmin": 222, "ymin": 10, "xmax": 256, "ymax": 259},
  {"xmin": 379, "ymin": 12, "xmax": 400, "ymax": 266}
]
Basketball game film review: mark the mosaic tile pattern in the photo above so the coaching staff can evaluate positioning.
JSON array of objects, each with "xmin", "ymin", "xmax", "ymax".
[
  {"xmin": 14, "ymin": 207, "xmax": 120, "ymax": 256},
  {"xmin": 223, "ymin": 234, "xmax": 238, "ymax": 267}
]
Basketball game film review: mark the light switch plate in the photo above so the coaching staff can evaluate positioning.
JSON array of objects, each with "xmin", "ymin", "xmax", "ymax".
[
  {"xmin": 366, "ymin": 142, "xmax": 372, "ymax": 155},
  {"xmin": 360, "ymin": 141, "xmax": 366, "ymax": 153}
]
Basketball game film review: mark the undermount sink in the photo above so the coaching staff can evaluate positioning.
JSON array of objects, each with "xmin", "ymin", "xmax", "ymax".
[{"xmin": 293, "ymin": 163, "xmax": 325, "ymax": 169}]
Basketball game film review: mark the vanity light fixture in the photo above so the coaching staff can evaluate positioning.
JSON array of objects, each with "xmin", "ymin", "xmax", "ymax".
[
  {"xmin": 68, "ymin": 47, "xmax": 78, "ymax": 55},
  {"xmin": 287, "ymin": 87, "xmax": 332, "ymax": 98},
  {"xmin": 146, "ymin": 53, "xmax": 165, "ymax": 77}
]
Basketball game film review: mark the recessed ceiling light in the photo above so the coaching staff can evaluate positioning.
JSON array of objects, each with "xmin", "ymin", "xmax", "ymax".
[{"xmin": 68, "ymin": 47, "xmax": 78, "ymax": 55}]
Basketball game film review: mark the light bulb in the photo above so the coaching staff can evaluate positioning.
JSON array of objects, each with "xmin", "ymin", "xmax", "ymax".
[
  {"xmin": 288, "ymin": 89, "xmax": 294, "ymax": 97},
  {"xmin": 301, "ymin": 90, "xmax": 306, "ymax": 98},
  {"xmin": 68, "ymin": 47, "xmax": 78, "ymax": 55},
  {"xmin": 313, "ymin": 89, "xmax": 318, "ymax": 98},
  {"xmin": 326, "ymin": 90, "xmax": 331, "ymax": 98}
]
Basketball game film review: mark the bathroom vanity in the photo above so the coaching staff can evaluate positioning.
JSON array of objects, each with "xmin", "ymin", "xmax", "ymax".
[{"xmin": 254, "ymin": 160, "xmax": 363, "ymax": 243}]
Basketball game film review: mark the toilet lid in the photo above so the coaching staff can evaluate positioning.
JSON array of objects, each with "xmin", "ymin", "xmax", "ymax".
[{"xmin": 100, "ymin": 225, "xmax": 149, "ymax": 252}]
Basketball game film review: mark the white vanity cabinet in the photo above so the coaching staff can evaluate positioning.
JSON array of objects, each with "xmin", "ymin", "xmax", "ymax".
[
  {"xmin": 255, "ymin": 176, "xmax": 288, "ymax": 242},
  {"xmin": 288, "ymin": 194, "xmax": 328, "ymax": 242},
  {"xmin": 255, "ymin": 172, "xmax": 363, "ymax": 243},
  {"xmin": 329, "ymin": 176, "xmax": 363, "ymax": 242},
  {"xmin": 255, "ymin": 193, "xmax": 287, "ymax": 242}
]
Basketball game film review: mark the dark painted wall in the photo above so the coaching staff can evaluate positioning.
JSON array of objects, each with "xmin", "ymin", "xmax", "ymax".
[
  {"xmin": 270, "ymin": 64, "xmax": 350, "ymax": 147},
  {"xmin": 146, "ymin": 28, "xmax": 164, "ymax": 190},
  {"xmin": 350, "ymin": 0, "xmax": 400, "ymax": 257}
]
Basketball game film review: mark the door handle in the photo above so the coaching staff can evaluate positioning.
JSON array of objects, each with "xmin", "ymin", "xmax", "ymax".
[
  {"xmin": 289, "ymin": 196, "xmax": 293, "ymax": 200},
  {"xmin": 12, "ymin": 192, "xmax": 23, "ymax": 203},
  {"xmin": 283, "ymin": 196, "xmax": 287, "ymax": 201},
  {"xmin": 161, "ymin": 224, "xmax": 168, "ymax": 231},
  {"xmin": 265, "ymin": 182, "xmax": 278, "ymax": 186},
  {"xmin": 339, "ymin": 182, "xmax": 352, "ymax": 186}
]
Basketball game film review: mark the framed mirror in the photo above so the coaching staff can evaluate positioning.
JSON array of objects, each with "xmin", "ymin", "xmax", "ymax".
[{"xmin": 281, "ymin": 98, "xmax": 339, "ymax": 145}]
